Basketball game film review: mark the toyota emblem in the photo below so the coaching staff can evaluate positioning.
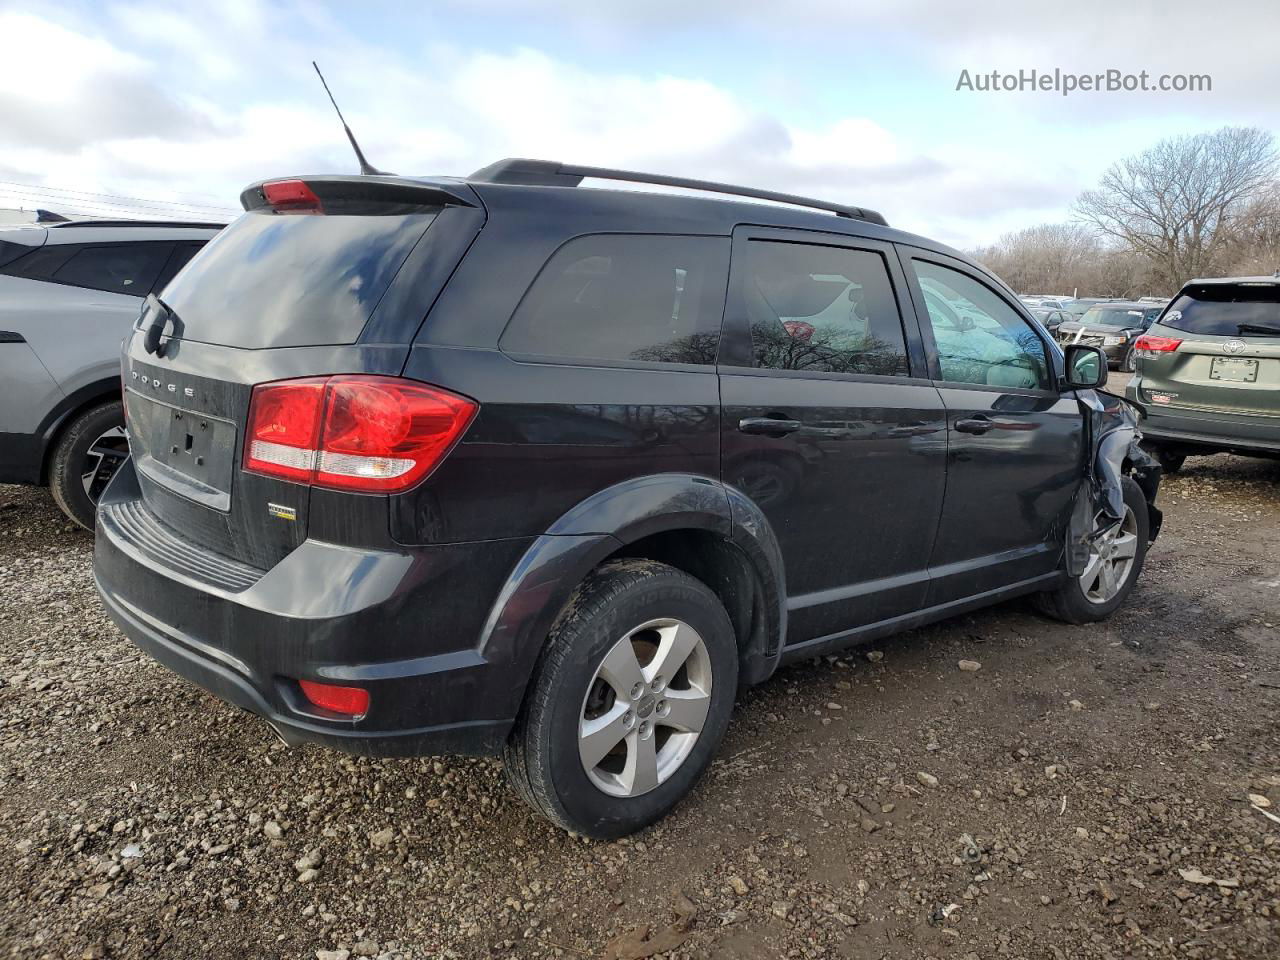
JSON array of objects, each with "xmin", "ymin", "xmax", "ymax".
[{"xmin": 1222, "ymin": 339, "xmax": 1247, "ymax": 354}]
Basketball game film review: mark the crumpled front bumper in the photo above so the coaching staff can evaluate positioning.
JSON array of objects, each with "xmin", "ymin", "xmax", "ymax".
[{"xmin": 1063, "ymin": 391, "xmax": 1163, "ymax": 577}]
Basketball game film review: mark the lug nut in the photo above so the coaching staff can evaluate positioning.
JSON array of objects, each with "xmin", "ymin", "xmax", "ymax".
[
  {"xmin": 639, "ymin": 721, "xmax": 653, "ymax": 739},
  {"xmin": 622, "ymin": 711, "xmax": 635, "ymax": 728},
  {"xmin": 651, "ymin": 676, "xmax": 666, "ymax": 692},
  {"xmin": 629, "ymin": 682, "xmax": 644, "ymax": 700},
  {"xmin": 657, "ymin": 700, "xmax": 669, "ymax": 717}
]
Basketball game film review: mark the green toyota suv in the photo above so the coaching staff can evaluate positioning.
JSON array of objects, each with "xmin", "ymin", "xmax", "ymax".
[{"xmin": 1128, "ymin": 276, "xmax": 1280, "ymax": 472}]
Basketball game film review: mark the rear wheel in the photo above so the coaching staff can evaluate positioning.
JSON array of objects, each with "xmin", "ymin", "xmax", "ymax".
[
  {"xmin": 48, "ymin": 401, "xmax": 127, "ymax": 531},
  {"xmin": 503, "ymin": 559, "xmax": 737, "ymax": 838},
  {"xmin": 1036, "ymin": 477, "xmax": 1149, "ymax": 624},
  {"xmin": 1121, "ymin": 346, "xmax": 1137, "ymax": 372}
]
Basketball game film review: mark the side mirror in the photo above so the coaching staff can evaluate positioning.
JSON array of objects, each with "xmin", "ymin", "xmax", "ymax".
[{"xmin": 1063, "ymin": 344, "xmax": 1107, "ymax": 389}]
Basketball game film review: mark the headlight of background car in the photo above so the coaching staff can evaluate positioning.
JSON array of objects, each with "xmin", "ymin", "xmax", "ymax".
[{"xmin": 1103, "ymin": 335, "xmax": 1126, "ymax": 346}]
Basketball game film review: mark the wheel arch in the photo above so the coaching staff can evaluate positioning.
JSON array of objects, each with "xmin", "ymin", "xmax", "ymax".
[
  {"xmin": 477, "ymin": 473, "xmax": 788, "ymax": 726},
  {"xmin": 37, "ymin": 376, "xmax": 122, "ymax": 484}
]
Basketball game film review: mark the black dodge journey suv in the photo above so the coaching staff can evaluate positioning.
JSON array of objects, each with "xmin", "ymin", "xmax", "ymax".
[{"xmin": 94, "ymin": 160, "xmax": 1162, "ymax": 838}]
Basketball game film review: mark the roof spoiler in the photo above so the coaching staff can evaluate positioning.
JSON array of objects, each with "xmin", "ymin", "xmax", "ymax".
[
  {"xmin": 239, "ymin": 175, "xmax": 478, "ymax": 213},
  {"xmin": 468, "ymin": 158, "xmax": 888, "ymax": 226}
]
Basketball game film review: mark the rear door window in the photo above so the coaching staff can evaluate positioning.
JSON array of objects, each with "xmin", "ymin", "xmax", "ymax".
[
  {"xmin": 52, "ymin": 243, "xmax": 171, "ymax": 296},
  {"xmin": 740, "ymin": 240, "xmax": 910, "ymax": 376},
  {"xmin": 1160, "ymin": 284, "xmax": 1280, "ymax": 337},
  {"xmin": 501, "ymin": 234, "xmax": 730, "ymax": 365}
]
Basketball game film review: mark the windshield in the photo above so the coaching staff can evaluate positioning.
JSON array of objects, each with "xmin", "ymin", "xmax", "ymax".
[
  {"xmin": 1079, "ymin": 305, "xmax": 1148, "ymax": 328},
  {"xmin": 1159, "ymin": 284, "xmax": 1280, "ymax": 337},
  {"xmin": 159, "ymin": 207, "xmax": 439, "ymax": 349}
]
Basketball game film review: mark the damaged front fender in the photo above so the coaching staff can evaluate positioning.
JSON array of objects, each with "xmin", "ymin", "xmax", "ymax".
[{"xmin": 1065, "ymin": 390, "xmax": 1164, "ymax": 578}]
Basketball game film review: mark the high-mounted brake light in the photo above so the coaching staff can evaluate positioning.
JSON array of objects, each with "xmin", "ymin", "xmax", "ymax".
[
  {"xmin": 298, "ymin": 679, "xmax": 370, "ymax": 718},
  {"xmin": 262, "ymin": 179, "xmax": 323, "ymax": 213},
  {"xmin": 244, "ymin": 376, "xmax": 477, "ymax": 492},
  {"xmin": 1134, "ymin": 334, "xmax": 1182, "ymax": 356}
]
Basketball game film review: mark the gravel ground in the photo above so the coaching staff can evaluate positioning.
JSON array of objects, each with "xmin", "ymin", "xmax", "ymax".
[{"xmin": 1, "ymin": 449, "xmax": 1278, "ymax": 959}]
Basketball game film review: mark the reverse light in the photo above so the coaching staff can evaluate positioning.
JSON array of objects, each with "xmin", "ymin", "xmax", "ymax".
[
  {"xmin": 298, "ymin": 679, "xmax": 370, "ymax": 718},
  {"xmin": 262, "ymin": 179, "xmax": 323, "ymax": 213},
  {"xmin": 1134, "ymin": 334, "xmax": 1182, "ymax": 356},
  {"xmin": 244, "ymin": 376, "xmax": 477, "ymax": 492}
]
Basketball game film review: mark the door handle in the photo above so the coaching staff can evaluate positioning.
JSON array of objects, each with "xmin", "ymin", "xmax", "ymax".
[
  {"xmin": 738, "ymin": 417, "xmax": 803, "ymax": 436},
  {"xmin": 954, "ymin": 416, "xmax": 993, "ymax": 435}
]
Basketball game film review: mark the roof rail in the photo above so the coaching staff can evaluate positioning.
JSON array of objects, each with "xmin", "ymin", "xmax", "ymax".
[
  {"xmin": 468, "ymin": 158, "xmax": 888, "ymax": 226},
  {"xmin": 48, "ymin": 219, "xmax": 227, "ymax": 230}
]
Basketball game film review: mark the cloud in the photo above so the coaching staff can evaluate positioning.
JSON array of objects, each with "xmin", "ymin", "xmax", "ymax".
[
  {"xmin": 0, "ymin": 11, "xmax": 214, "ymax": 151},
  {"xmin": 3, "ymin": 1, "xmax": 1258, "ymax": 242}
]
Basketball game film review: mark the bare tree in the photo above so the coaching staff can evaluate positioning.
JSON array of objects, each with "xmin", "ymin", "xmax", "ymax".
[
  {"xmin": 1075, "ymin": 126, "xmax": 1278, "ymax": 290},
  {"xmin": 1218, "ymin": 182, "xmax": 1280, "ymax": 277},
  {"xmin": 972, "ymin": 223, "xmax": 1103, "ymax": 295}
]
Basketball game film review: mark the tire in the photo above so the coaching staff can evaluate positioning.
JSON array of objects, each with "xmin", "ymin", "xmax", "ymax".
[
  {"xmin": 1036, "ymin": 476, "xmax": 1149, "ymax": 625},
  {"xmin": 1148, "ymin": 445, "xmax": 1186, "ymax": 475},
  {"xmin": 1121, "ymin": 347, "xmax": 1137, "ymax": 373},
  {"xmin": 502, "ymin": 559, "xmax": 738, "ymax": 839},
  {"xmin": 48, "ymin": 401, "xmax": 127, "ymax": 532}
]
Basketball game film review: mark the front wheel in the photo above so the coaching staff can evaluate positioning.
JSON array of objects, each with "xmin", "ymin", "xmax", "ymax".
[
  {"xmin": 48, "ymin": 401, "xmax": 127, "ymax": 532},
  {"xmin": 503, "ymin": 559, "xmax": 738, "ymax": 838},
  {"xmin": 1036, "ymin": 477, "xmax": 1150, "ymax": 624},
  {"xmin": 1122, "ymin": 346, "xmax": 1137, "ymax": 372}
]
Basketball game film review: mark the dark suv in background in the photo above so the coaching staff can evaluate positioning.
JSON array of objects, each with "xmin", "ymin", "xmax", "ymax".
[
  {"xmin": 0, "ymin": 220, "xmax": 220, "ymax": 527},
  {"xmin": 1055, "ymin": 301, "xmax": 1164, "ymax": 371},
  {"xmin": 93, "ymin": 161, "xmax": 1161, "ymax": 838}
]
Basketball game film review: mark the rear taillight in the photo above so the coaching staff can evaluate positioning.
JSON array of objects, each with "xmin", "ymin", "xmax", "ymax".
[
  {"xmin": 244, "ymin": 376, "xmax": 476, "ymax": 492},
  {"xmin": 1134, "ymin": 334, "xmax": 1182, "ymax": 356},
  {"xmin": 298, "ymin": 679, "xmax": 369, "ymax": 718},
  {"xmin": 262, "ymin": 179, "xmax": 323, "ymax": 214}
]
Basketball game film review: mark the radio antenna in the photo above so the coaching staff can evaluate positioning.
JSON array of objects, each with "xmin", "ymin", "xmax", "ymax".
[{"xmin": 312, "ymin": 61, "xmax": 391, "ymax": 176}]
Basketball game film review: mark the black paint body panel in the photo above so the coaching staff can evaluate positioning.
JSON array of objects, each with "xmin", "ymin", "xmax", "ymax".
[{"xmin": 92, "ymin": 174, "xmax": 1159, "ymax": 757}]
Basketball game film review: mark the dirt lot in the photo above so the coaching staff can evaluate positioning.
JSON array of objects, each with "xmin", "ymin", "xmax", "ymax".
[{"xmin": 2, "ymin": 449, "xmax": 1278, "ymax": 959}]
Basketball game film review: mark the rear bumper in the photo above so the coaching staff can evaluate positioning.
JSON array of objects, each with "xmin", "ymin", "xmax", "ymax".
[
  {"xmin": 93, "ymin": 460, "xmax": 535, "ymax": 757},
  {"xmin": 1128, "ymin": 388, "xmax": 1280, "ymax": 455}
]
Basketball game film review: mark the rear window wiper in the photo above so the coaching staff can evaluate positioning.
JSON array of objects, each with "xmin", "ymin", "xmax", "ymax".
[
  {"xmin": 1236, "ymin": 322, "xmax": 1280, "ymax": 337},
  {"xmin": 141, "ymin": 294, "xmax": 184, "ymax": 355}
]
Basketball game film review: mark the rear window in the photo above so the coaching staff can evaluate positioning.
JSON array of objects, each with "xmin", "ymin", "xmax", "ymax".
[
  {"xmin": 159, "ymin": 209, "xmax": 438, "ymax": 349},
  {"xmin": 501, "ymin": 234, "xmax": 730, "ymax": 366},
  {"xmin": 1160, "ymin": 284, "xmax": 1280, "ymax": 337}
]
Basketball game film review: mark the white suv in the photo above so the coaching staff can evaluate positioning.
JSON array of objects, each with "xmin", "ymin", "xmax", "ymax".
[{"xmin": 0, "ymin": 219, "xmax": 221, "ymax": 528}]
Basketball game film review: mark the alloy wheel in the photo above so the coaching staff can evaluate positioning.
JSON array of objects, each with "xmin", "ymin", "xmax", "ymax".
[
  {"xmin": 80, "ymin": 426, "xmax": 128, "ymax": 503},
  {"xmin": 578, "ymin": 617, "xmax": 713, "ymax": 798},
  {"xmin": 1080, "ymin": 504, "xmax": 1139, "ymax": 604}
]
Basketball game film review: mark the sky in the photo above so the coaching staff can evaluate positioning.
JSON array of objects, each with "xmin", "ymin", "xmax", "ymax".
[{"xmin": 2, "ymin": 0, "xmax": 1279, "ymax": 249}]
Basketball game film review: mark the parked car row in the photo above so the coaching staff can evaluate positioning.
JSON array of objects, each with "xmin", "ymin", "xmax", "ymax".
[{"xmin": 1054, "ymin": 301, "xmax": 1167, "ymax": 371}]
